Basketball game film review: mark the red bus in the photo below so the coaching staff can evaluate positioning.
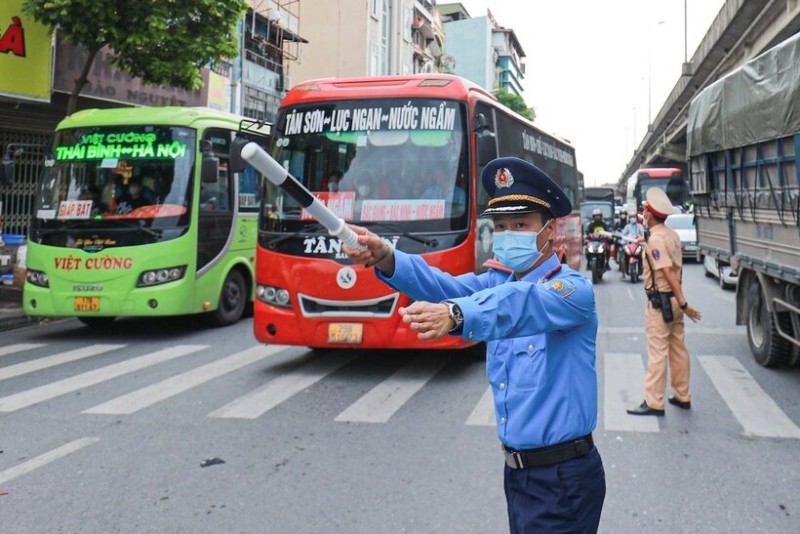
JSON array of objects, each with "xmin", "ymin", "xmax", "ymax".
[{"xmin": 250, "ymin": 74, "xmax": 583, "ymax": 349}]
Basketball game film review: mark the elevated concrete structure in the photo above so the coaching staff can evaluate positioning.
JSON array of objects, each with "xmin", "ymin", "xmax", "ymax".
[{"xmin": 619, "ymin": 0, "xmax": 800, "ymax": 190}]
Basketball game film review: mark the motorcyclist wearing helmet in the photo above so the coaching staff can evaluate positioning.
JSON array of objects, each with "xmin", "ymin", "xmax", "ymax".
[
  {"xmin": 586, "ymin": 208, "xmax": 609, "ymax": 236},
  {"xmin": 614, "ymin": 208, "xmax": 629, "ymax": 232},
  {"xmin": 620, "ymin": 213, "xmax": 647, "ymax": 279},
  {"xmin": 585, "ymin": 208, "xmax": 611, "ymax": 271}
]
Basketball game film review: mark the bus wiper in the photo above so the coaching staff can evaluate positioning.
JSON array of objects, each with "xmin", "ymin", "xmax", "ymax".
[
  {"xmin": 261, "ymin": 222, "xmax": 327, "ymax": 248},
  {"xmin": 358, "ymin": 221, "xmax": 439, "ymax": 248}
]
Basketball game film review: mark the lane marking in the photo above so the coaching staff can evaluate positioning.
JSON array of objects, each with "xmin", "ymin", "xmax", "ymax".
[
  {"xmin": 209, "ymin": 353, "xmax": 357, "ymax": 419},
  {"xmin": 602, "ymin": 353, "xmax": 660, "ymax": 433},
  {"xmin": 0, "ymin": 344, "xmax": 125, "ymax": 381},
  {"xmin": 0, "ymin": 343, "xmax": 46, "ymax": 358},
  {"xmin": 699, "ymin": 355, "xmax": 800, "ymax": 438},
  {"xmin": 0, "ymin": 345, "xmax": 207, "ymax": 412},
  {"xmin": 335, "ymin": 354, "xmax": 451, "ymax": 423},
  {"xmin": 83, "ymin": 345, "xmax": 282, "ymax": 415},
  {"xmin": 0, "ymin": 437, "xmax": 100, "ymax": 486},
  {"xmin": 465, "ymin": 386, "xmax": 495, "ymax": 427}
]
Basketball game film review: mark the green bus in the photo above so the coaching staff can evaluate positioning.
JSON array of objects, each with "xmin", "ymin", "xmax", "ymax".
[{"xmin": 22, "ymin": 107, "xmax": 271, "ymax": 327}]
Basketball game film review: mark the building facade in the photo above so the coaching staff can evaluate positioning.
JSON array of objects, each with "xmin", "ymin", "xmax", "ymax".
[
  {"xmin": 439, "ymin": 4, "xmax": 526, "ymax": 96},
  {"xmin": 287, "ymin": 0, "xmax": 445, "ymax": 84}
]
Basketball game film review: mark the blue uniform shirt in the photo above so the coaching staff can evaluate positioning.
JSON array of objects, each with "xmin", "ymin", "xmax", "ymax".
[{"xmin": 377, "ymin": 251, "xmax": 599, "ymax": 450}]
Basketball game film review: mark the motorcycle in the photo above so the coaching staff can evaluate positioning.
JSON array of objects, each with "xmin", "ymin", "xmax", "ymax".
[
  {"xmin": 584, "ymin": 235, "xmax": 609, "ymax": 284},
  {"xmin": 621, "ymin": 236, "xmax": 645, "ymax": 283}
]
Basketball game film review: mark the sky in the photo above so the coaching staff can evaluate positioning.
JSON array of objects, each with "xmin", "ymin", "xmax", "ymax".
[{"xmin": 456, "ymin": 0, "xmax": 727, "ymax": 186}]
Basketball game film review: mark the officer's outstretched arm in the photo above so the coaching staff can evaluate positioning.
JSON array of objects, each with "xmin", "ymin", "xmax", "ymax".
[{"xmin": 343, "ymin": 225, "xmax": 396, "ymax": 276}]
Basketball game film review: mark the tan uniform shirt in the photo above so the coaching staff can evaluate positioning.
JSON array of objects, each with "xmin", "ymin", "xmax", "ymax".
[{"xmin": 643, "ymin": 224, "xmax": 682, "ymax": 292}]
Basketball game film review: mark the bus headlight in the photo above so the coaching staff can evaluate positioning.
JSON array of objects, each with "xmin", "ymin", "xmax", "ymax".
[
  {"xmin": 26, "ymin": 269, "xmax": 49, "ymax": 288},
  {"xmin": 137, "ymin": 266, "xmax": 186, "ymax": 287},
  {"xmin": 256, "ymin": 284, "xmax": 292, "ymax": 308}
]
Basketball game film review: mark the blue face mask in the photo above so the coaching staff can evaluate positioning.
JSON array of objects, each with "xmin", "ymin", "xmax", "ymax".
[{"xmin": 491, "ymin": 221, "xmax": 549, "ymax": 273}]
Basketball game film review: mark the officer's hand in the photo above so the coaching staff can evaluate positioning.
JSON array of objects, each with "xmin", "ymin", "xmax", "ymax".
[
  {"xmin": 399, "ymin": 301, "xmax": 453, "ymax": 341},
  {"xmin": 683, "ymin": 304, "xmax": 701, "ymax": 322},
  {"xmin": 342, "ymin": 225, "xmax": 390, "ymax": 267}
]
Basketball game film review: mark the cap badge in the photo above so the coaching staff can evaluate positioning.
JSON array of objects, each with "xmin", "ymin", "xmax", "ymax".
[{"xmin": 495, "ymin": 168, "xmax": 514, "ymax": 189}]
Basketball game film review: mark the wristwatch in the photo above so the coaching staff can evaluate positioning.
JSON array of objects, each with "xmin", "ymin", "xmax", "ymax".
[
  {"xmin": 680, "ymin": 301, "xmax": 689, "ymax": 310},
  {"xmin": 444, "ymin": 301, "xmax": 464, "ymax": 331}
]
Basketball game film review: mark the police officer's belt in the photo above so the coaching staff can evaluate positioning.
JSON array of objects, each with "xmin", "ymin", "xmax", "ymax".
[{"xmin": 502, "ymin": 434, "xmax": 593, "ymax": 469}]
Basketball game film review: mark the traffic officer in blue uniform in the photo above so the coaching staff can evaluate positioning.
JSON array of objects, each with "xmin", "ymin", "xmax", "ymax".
[{"xmin": 343, "ymin": 157, "xmax": 606, "ymax": 533}]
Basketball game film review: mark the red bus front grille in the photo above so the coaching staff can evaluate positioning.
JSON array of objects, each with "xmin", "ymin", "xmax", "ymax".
[{"xmin": 297, "ymin": 293, "xmax": 399, "ymax": 318}]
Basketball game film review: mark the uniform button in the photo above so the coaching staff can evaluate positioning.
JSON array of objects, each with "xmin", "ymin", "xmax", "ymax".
[
  {"xmin": 499, "ymin": 382, "xmax": 506, "ymax": 390},
  {"xmin": 499, "ymin": 417, "xmax": 506, "ymax": 425},
  {"xmin": 528, "ymin": 344, "xmax": 535, "ymax": 352}
]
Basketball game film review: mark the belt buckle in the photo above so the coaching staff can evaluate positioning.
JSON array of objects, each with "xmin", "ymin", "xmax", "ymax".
[{"xmin": 511, "ymin": 451, "xmax": 524, "ymax": 469}]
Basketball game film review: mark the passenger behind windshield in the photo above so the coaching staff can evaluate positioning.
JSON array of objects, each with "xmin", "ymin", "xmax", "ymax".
[
  {"xmin": 116, "ymin": 175, "xmax": 155, "ymax": 213},
  {"xmin": 421, "ymin": 161, "xmax": 466, "ymax": 216},
  {"xmin": 79, "ymin": 184, "xmax": 108, "ymax": 217}
]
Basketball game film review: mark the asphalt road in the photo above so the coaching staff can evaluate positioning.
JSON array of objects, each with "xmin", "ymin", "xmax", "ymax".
[{"xmin": 1, "ymin": 262, "xmax": 798, "ymax": 533}]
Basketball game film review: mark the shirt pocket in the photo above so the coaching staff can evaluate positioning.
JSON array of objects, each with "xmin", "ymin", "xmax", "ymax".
[{"xmin": 508, "ymin": 336, "xmax": 546, "ymax": 391}]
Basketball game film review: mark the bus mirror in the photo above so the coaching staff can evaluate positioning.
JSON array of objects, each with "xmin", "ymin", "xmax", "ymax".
[
  {"xmin": 476, "ymin": 131, "xmax": 497, "ymax": 167},
  {"xmin": 473, "ymin": 113, "xmax": 490, "ymax": 131},
  {"xmin": 0, "ymin": 154, "xmax": 13, "ymax": 185},
  {"xmin": 229, "ymin": 136, "xmax": 250, "ymax": 174},
  {"xmin": 201, "ymin": 141, "xmax": 219, "ymax": 183}
]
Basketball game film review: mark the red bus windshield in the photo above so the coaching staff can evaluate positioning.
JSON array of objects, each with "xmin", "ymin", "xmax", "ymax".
[{"xmin": 262, "ymin": 98, "xmax": 469, "ymax": 241}]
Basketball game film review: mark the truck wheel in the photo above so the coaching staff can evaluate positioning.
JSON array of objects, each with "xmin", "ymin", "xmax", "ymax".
[
  {"xmin": 746, "ymin": 283, "xmax": 790, "ymax": 367},
  {"xmin": 786, "ymin": 344, "xmax": 800, "ymax": 368},
  {"xmin": 78, "ymin": 317, "xmax": 116, "ymax": 328},
  {"xmin": 208, "ymin": 270, "xmax": 246, "ymax": 327}
]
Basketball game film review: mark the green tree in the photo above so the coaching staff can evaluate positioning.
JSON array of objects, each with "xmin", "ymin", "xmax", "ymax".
[
  {"xmin": 23, "ymin": 0, "xmax": 247, "ymax": 115},
  {"xmin": 494, "ymin": 88, "xmax": 535, "ymax": 121}
]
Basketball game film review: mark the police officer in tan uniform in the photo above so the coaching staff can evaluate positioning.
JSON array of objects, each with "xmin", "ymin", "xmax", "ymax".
[{"xmin": 627, "ymin": 188, "xmax": 701, "ymax": 416}]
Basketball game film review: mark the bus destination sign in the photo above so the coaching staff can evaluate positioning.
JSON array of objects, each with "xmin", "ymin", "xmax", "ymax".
[
  {"xmin": 283, "ymin": 101, "xmax": 458, "ymax": 136},
  {"xmin": 55, "ymin": 131, "xmax": 188, "ymax": 161}
]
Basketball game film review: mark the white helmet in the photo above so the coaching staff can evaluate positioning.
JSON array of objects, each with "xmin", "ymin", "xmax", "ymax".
[{"xmin": 592, "ymin": 208, "xmax": 602, "ymax": 216}]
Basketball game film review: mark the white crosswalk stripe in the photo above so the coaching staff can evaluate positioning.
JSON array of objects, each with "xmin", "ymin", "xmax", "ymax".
[
  {"xmin": 0, "ymin": 345, "xmax": 207, "ymax": 412},
  {"xmin": 209, "ymin": 352, "xmax": 357, "ymax": 419},
  {"xmin": 1, "ymin": 342, "xmax": 799, "ymax": 439},
  {"xmin": 82, "ymin": 345, "xmax": 282, "ymax": 415},
  {"xmin": 699, "ymin": 355, "xmax": 800, "ymax": 438},
  {"xmin": 335, "ymin": 354, "xmax": 452, "ymax": 423},
  {"xmin": 0, "ymin": 343, "xmax": 46, "ymax": 358},
  {"xmin": 465, "ymin": 386, "xmax": 495, "ymax": 427},
  {"xmin": 0, "ymin": 437, "xmax": 100, "ymax": 486},
  {"xmin": 0, "ymin": 344, "xmax": 124, "ymax": 381},
  {"xmin": 602, "ymin": 353, "xmax": 660, "ymax": 433}
]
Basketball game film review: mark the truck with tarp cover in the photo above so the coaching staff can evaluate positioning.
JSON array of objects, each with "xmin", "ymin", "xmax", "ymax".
[{"xmin": 687, "ymin": 32, "xmax": 800, "ymax": 368}]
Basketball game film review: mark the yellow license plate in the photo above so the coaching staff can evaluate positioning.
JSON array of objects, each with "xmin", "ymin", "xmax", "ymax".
[
  {"xmin": 74, "ymin": 296, "xmax": 101, "ymax": 312},
  {"xmin": 327, "ymin": 323, "xmax": 363, "ymax": 344}
]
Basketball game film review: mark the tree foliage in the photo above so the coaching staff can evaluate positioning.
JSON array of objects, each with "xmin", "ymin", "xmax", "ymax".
[
  {"xmin": 23, "ymin": 0, "xmax": 247, "ymax": 115},
  {"xmin": 494, "ymin": 88, "xmax": 535, "ymax": 122}
]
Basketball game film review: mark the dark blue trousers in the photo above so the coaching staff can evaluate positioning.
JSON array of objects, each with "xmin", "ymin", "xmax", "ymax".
[{"xmin": 504, "ymin": 446, "xmax": 605, "ymax": 533}]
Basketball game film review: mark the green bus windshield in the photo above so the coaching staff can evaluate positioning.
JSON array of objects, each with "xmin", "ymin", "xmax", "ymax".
[{"xmin": 31, "ymin": 126, "xmax": 196, "ymax": 249}]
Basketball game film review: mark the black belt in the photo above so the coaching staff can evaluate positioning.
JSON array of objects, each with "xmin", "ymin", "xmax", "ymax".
[
  {"xmin": 646, "ymin": 290, "xmax": 674, "ymax": 298},
  {"xmin": 503, "ymin": 434, "xmax": 594, "ymax": 469}
]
